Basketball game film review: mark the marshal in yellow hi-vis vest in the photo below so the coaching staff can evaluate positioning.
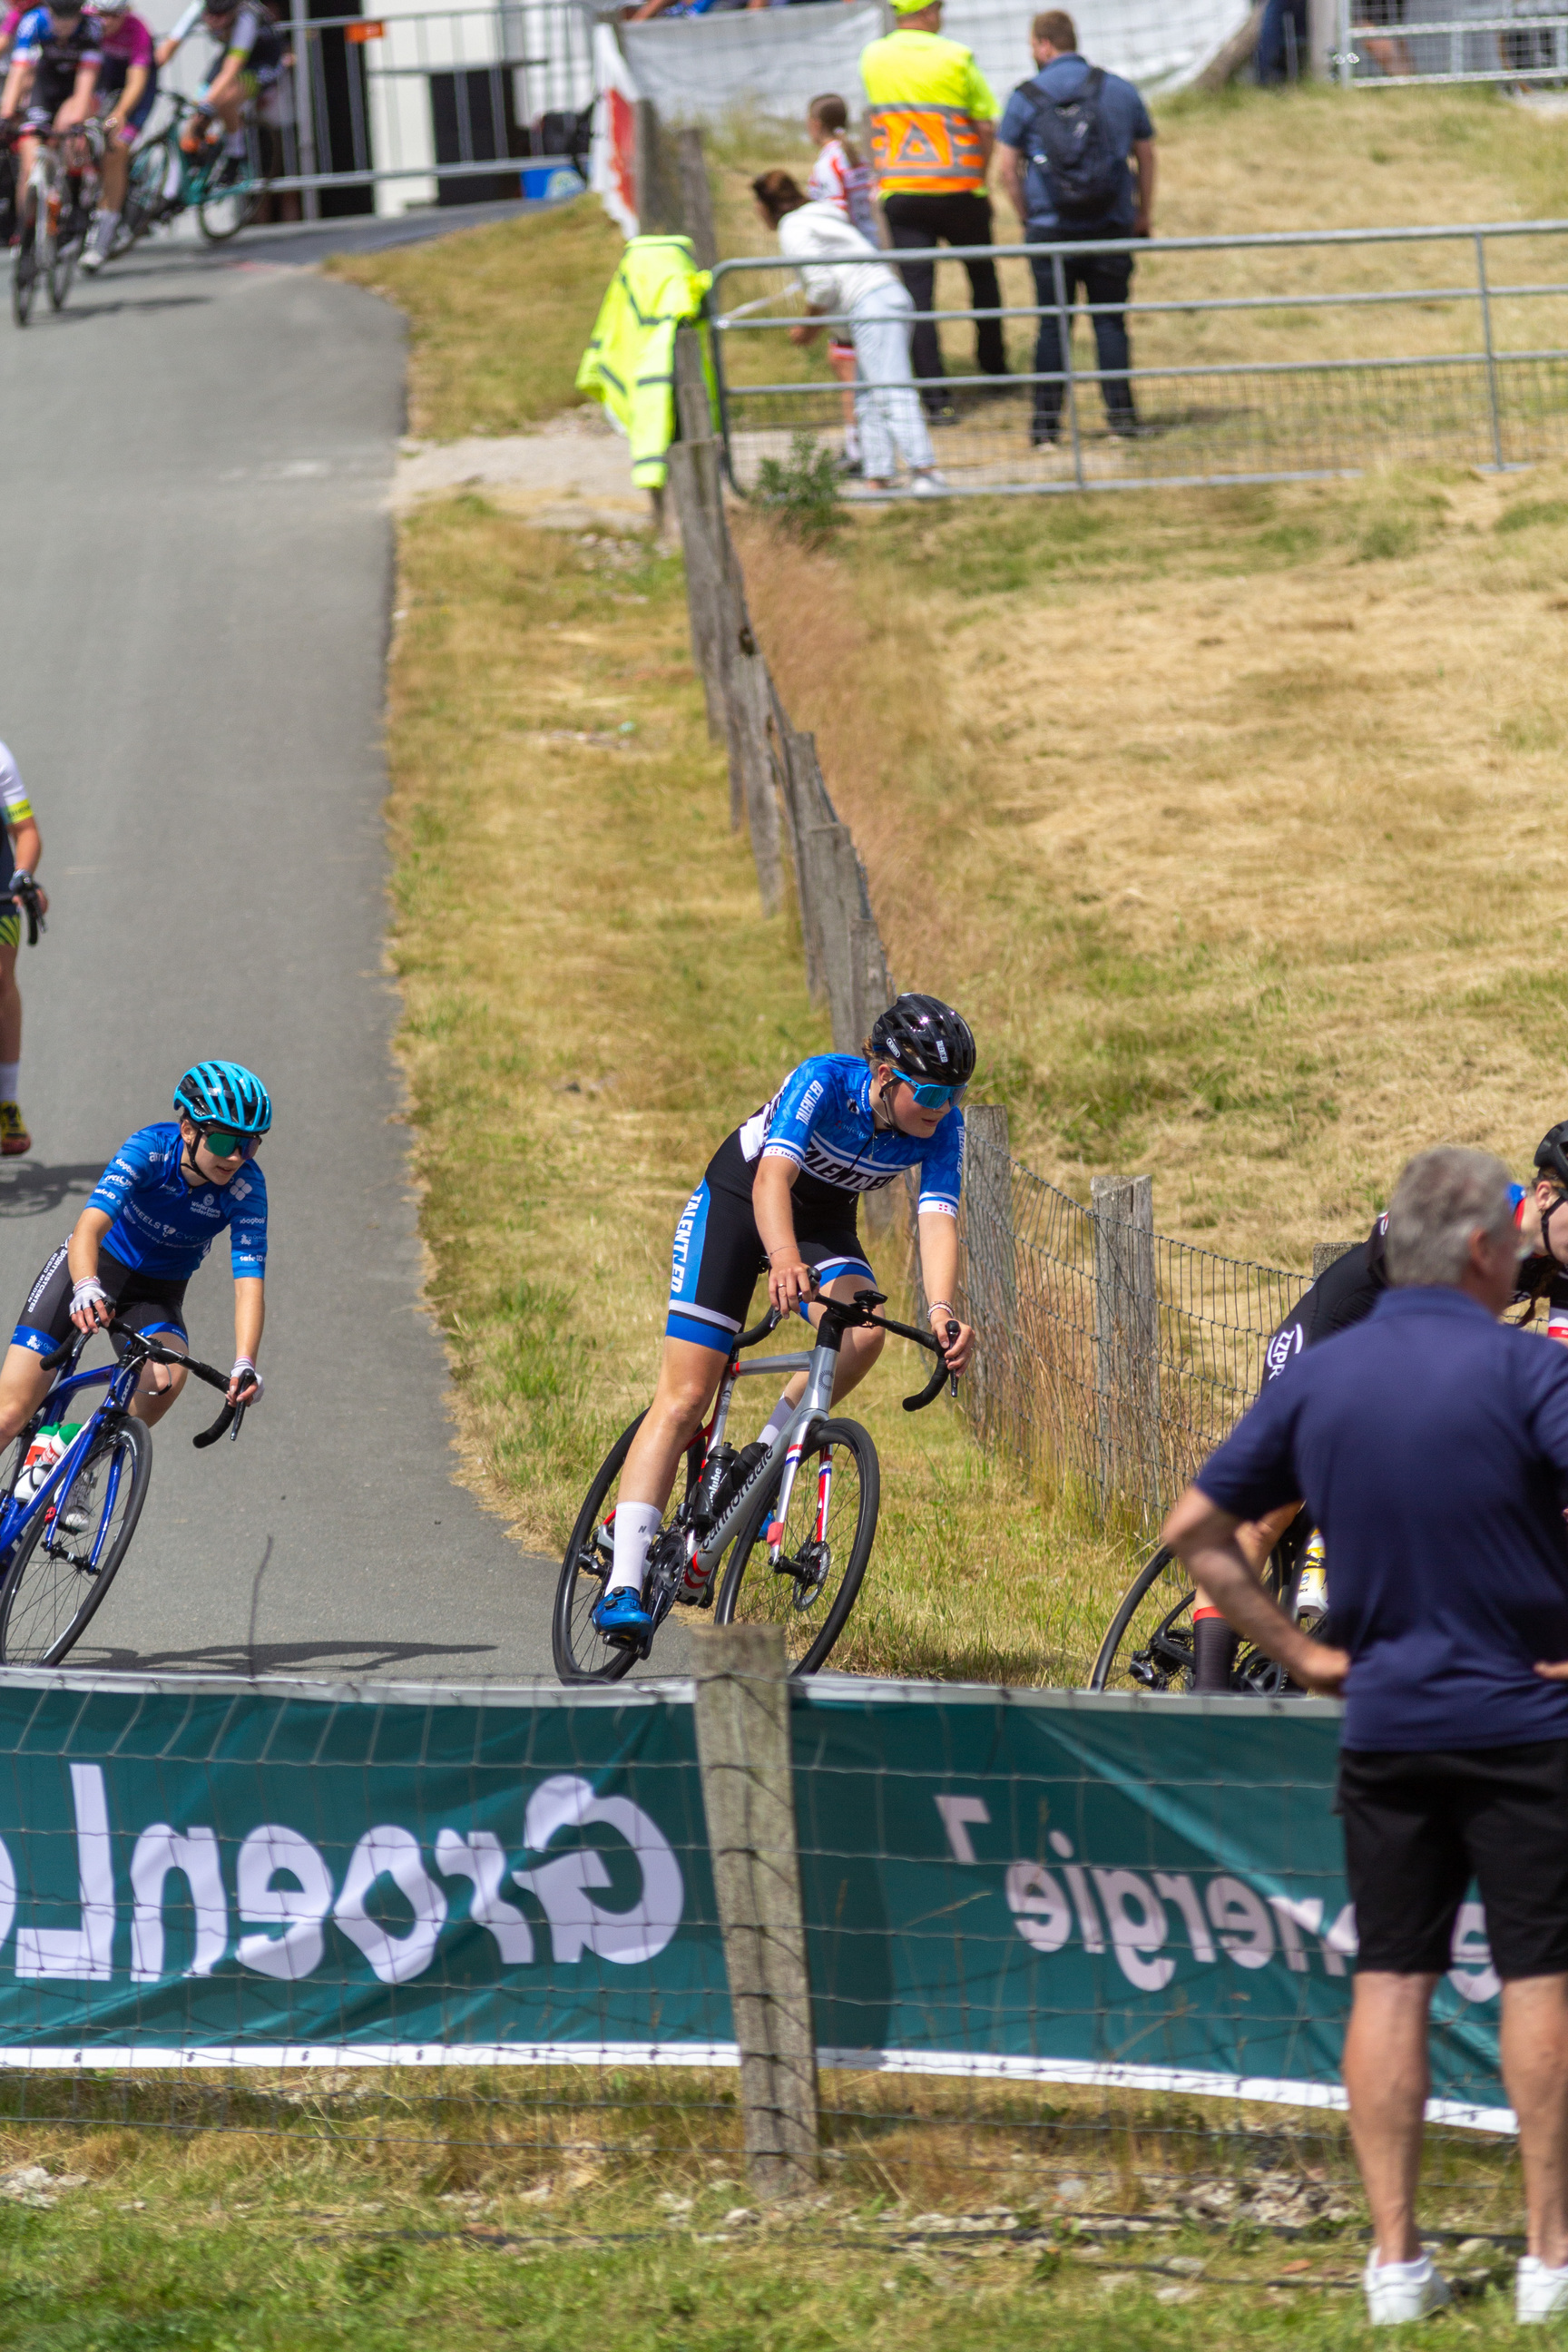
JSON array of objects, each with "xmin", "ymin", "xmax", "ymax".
[{"xmin": 859, "ymin": 25, "xmax": 998, "ymax": 196}]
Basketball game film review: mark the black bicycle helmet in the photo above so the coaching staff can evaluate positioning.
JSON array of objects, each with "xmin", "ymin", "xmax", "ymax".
[
  {"xmin": 868, "ymin": 994, "xmax": 976, "ymax": 1086},
  {"xmin": 1535, "ymin": 1121, "xmax": 1568, "ymax": 1191}
]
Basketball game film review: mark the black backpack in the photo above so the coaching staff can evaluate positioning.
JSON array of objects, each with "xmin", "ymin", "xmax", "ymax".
[{"xmin": 1024, "ymin": 65, "xmax": 1124, "ymax": 220}]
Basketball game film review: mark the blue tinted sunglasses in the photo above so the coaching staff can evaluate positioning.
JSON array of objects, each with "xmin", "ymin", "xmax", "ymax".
[{"xmin": 903, "ymin": 1078, "xmax": 966, "ymax": 1110}]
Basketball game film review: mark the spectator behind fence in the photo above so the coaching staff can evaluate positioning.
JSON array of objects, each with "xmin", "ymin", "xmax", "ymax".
[
  {"xmin": 1163, "ymin": 1145, "xmax": 1568, "ymax": 2329},
  {"xmin": 858, "ymin": 0, "xmax": 1008, "ymax": 421},
  {"xmin": 1256, "ymin": 0, "xmax": 1308, "ymax": 82},
  {"xmin": 995, "ymin": 9, "xmax": 1154, "ymax": 448},
  {"xmin": 805, "ymin": 93, "xmax": 878, "ymax": 478},
  {"xmin": 752, "ymin": 168, "xmax": 943, "ymax": 496}
]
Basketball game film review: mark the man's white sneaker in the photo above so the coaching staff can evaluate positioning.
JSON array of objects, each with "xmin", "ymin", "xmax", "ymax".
[
  {"xmin": 909, "ymin": 470, "xmax": 947, "ymax": 498},
  {"xmin": 1364, "ymin": 2249, "xmax": 1452, "ymax": 2325},
  {"xmin": 1517, "ymin": 2256, "xmax": 1568, "ymax": 2322}
]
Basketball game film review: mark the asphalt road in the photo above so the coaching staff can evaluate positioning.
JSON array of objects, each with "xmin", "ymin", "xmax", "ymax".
[{"xmin": 0, "ymin": 223, "xmax": 586, "ymax": 1683}]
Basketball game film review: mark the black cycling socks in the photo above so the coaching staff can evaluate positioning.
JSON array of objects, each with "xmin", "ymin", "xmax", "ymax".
[{"xmin": 1192, "ymin": 1612, "xmax": 1240, "ymax": 1694}]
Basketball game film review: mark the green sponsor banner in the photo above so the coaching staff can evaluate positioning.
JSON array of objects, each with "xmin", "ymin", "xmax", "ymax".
[
  {"xmin": 793, "ymin": 1683, "xmax": 1507, "ymax": 2124},
  {"xmin": 0, "ymin": 1673, "xmax": 730, "ymax": 2062}
]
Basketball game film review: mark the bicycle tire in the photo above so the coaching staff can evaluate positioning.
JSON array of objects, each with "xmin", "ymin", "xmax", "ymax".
[
  {"xmin": 196, "ymin": 132, "xmax": 268, "ymax": 243},
  {"xmin": 714, "ymin": 1416, "xmax": 879, "ymax": 1677},
  {"xmin": 553, "ymin": 1415, "xmax": 649, "ymax": 1685},
  {"xmin": 11, "ymin": 202, "xmax": 38, "ymax": 328},
  {"xmin": 117, "ymin": 139, "xmax": 171, "ymax": 250},
  {"xmin": 1089, "ymin": 1544, "xmax": 1187, "ymax": 1691},
  {"xmin": 49, "ymin": 194, "xmax": 85, "ymax": 311},
  {"xmin": 0, "ymin": 1416, "xmax": 152, "ymax": 1666},
  {"xmin": 1090, "ymin": 1524, "xmax": 1311, "ymax": 1697}
]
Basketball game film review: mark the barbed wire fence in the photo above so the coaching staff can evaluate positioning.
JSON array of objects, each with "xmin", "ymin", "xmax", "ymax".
[{"xmin": 657, "ymin": 116, "xmax": 1314, "ymax": 1548}]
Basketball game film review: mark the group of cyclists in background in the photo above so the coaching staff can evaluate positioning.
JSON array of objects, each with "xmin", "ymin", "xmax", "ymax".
[{"xmin": 0, "ymin": 0, "xmax": 285, "ymax": 296}]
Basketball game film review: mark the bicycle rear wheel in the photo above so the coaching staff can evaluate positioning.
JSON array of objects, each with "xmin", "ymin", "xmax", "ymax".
[
  {"xmin": 0, "ymin": 1416, "xmax": 152, "ymax": 1665},
  {"xmin": 117, "ymin": 138, "xmax": 171, "ymax": 250},
  {"xmin": 714, "ymin": 1416, "xmax": 878, "ymax": 1676}
]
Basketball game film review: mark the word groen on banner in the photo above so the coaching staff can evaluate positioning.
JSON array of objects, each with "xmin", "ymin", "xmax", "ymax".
[
  {"xmin": 0, "ymin": 1674, "xmax": 729, "ymax": 2063},
  {"xmin": 791, "ymin": 1683, "xmax": 1509, "ymax": 2129}
]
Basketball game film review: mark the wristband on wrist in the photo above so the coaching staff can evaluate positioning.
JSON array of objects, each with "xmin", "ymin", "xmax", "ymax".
[{"xmin": 927, "ymin": 1299, "xmax": 955, "ymax": 1319}]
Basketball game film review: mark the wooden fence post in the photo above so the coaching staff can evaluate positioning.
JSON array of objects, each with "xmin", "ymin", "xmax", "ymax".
[
  {"xmin": 692, "ymin": 1621, "xmax": 819, "ymax": 2200},
  {"xmin": 675, "ymin": 125, "xmax": 718, "ymax": 270},
  {"xmin": 1091, "ymin": 1173, "xmax": 1161, "ymax": 1515},
  {"xmin": 957, "ymin": 1106, "xmax": 1016, "ymax": 1436},
  {"xmin": 632, "ymin": 98, "xmax": 679, "ymax": 233}
]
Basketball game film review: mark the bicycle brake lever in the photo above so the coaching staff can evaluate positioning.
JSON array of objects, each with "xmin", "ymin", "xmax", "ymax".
[
  {"xmin": 945, "ymin": 1318, "xmax": 961, "ymax": 1397},
  {"xmin": 230, "ymin": 1401, "xmax": 247, "ymax": 1443}
]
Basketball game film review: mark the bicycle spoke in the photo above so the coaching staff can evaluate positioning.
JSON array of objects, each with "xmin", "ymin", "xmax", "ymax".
[
  {"xmin": 718, "ymin": 1417, "xmax": 878, "ymax": 1675},
  {"xmin": 0, "ymin": 1421, "xmax": 151, "ymax": 1666}
]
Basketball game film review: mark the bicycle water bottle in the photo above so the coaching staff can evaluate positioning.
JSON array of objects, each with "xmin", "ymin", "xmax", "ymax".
[
  {"xmin": 691, "ymin": 1443, "xmax": 737, "ymax": 1532},
  {"xmin": 1296, "ymin": 1530, "xmax": 1328, "ymax": 1620},
  {"xmin": 14, "ymin": 1424, "xmax": 80, "ymax": 1504},
  {"xmin": 1551, "ymin": 1302, "xmax": 1568, "ymax": 1345}
]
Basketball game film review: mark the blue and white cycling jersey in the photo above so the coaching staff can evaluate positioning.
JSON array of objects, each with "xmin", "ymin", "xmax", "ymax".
[
  {"xmin": 87, "ymin": 1122, "xmax": 268, "ymax": 1280},
  {"xmin": 741, "ymin": 1053, "xmax": 964, "ymax": 1216}
]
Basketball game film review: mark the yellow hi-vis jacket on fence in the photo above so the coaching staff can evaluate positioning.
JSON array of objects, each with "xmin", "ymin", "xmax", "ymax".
[
  {"xmin": 575, "ymin": 234, "xmax": 710, "ymax": 493},
  {"xmin": 858, "ymin": 26, "xmax": 998, "ymax": 196}
]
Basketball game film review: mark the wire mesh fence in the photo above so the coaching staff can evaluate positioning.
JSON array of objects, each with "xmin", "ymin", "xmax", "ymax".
[
  {"xmin": 942, "ymin": 1140, "xmax": 1309, "ymax": 1545},
  {"xmin": 710, "ymin": 220, "xmax": 1568, "ymax": 495}
]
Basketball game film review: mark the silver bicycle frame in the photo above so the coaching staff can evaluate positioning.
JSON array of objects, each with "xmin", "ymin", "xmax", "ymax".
[{"xmin": 692, "ymin": 1322, "xmax": 847, "ymax": 1581}]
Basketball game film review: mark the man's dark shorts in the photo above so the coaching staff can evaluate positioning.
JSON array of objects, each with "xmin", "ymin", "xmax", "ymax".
[{"xmin": 1338, "ymin": 1740, "xmax": 1568, "ymax": 1978}]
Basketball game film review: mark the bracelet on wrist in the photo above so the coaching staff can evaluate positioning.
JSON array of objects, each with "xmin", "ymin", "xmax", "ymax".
[{"xmin": 927, "ymin": 1299, "xmax": 955, "ymax": 1318}]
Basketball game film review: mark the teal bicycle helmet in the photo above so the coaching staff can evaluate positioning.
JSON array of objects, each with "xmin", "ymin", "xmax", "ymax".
[{"xmin": 173, "ymin": 1061, "xmax": 272, "ymax": 1137}]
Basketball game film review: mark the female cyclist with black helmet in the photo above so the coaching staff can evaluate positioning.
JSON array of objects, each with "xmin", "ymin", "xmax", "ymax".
[
  {"xmin": 593, "ymin": 994, "xmax": 977, "ymax": 1641},
  {"xmin": 0, "ymin": 1061, "xmax": 270, "ymax": 1465}
]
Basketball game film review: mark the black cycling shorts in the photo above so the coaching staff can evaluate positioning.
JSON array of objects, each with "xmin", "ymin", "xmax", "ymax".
[
  {"xmin": 12, "ymin": 1244, "xmax": 189, "ymax": 1362},
  {"xmin": 666, "ymin": 1130, "xmax": 873, "ymax": 1355},
  {"xmin": 1338, "ymin": 1740, "xmax": 1568, "ymax": 1979}
]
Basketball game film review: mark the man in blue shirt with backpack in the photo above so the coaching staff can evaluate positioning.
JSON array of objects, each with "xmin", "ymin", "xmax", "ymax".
[{"xmin": 995, "ymin": 10, "xmax": 1155, "ymax": 447}]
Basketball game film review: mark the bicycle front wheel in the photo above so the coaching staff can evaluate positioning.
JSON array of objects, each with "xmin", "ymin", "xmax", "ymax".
[
  {"xmin": 1090, "ymin": 1544, "xmax": 1193, "ymax": 1692},
  {"xmin": 48, "ymin": 203, "xmax": 84, "ymax": 311},
  {"xmin": 714, "ymin": 1416, "xmax": 878, "ymax": 1676},
  {"xmin": 0, "ymin": 1416, "xmax": 152, "ymax": 1665},
  {"xmin": 11, "ymin": 201, "xmax": 38, "ymax": 328},
  {"xmin": 196, "ymin": 132, "xmax": 267, "ymax": 243}
]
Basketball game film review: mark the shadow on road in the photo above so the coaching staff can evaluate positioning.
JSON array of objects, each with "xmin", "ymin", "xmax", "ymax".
[
  {"xmin": 0, "ymin": 1161, "xmax": 103, "ymax": 1218},
  {"xmin": 70, "ymin": 1636, "xmax": 501, "ymax": 1678}
]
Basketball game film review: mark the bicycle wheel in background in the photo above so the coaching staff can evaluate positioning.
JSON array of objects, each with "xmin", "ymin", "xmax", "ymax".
[
  {"xmin": 115, "ymin": 137, "xmax": 172, "ymax": 251},
  {"xmin": 48, "ymin": 187, "xmax": 88, "ymax": 312},
  {"xmin": 714, "ymin": 1416, "xmax": 878, "ymax": 1676},
  {"xmin": 11, "ymin": 196, "xmax": 39, "ymax": 328},
  {"xmin": 0, "ymin": 1416, "xmax": 152, "ymax": 1665},
  {"xmin": 1090, "ymin": 1526, "xmax": 1308, "ymax": 1696},
  {"xmin": 196, "ymin": 129, "xmax": 268, "ymax": 243}
]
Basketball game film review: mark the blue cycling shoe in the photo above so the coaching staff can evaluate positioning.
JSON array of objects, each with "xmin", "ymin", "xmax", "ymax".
[{"xmin": 593, "ymin": 1583, "xmax": 653, "ymax": 1642}]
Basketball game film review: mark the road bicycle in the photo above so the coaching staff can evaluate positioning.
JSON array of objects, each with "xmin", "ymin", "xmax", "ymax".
[
  {"xmin": 114, "ymin": 93, "xmax": 269, "ymax": 256},
  {"xmin": 0, "ymin": 1318, "xmax": 248, "ymax": 1667},
  {"xmin": 554, "ymin": 1288, "xmax": 960, "ymax": 1685},
  {"xmin": 10, "ymin": 117, "xmax": 103, "ymax": 328},
  {"xmin": 1089, "ymin": 1514, "xmax": 1328, "ymax": 1695}
]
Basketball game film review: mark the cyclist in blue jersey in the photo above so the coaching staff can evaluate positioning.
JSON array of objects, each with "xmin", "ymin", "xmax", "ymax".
[
  {"xmin": 0, "ymin": 1061, "xmax": 270, "ymax": 1458},
  {"xmin": 594, "ymin": 994, "xmax": 978, "ymax": 1639}
]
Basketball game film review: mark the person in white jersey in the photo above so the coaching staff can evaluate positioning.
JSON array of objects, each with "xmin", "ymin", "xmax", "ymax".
[
  {"xmin": 0, "ymin": 742, "xmax": 47, "ymax": 1160},
  {"xmin": 753, "ymin": 167, "xmax": 943, "ymax": 496}
]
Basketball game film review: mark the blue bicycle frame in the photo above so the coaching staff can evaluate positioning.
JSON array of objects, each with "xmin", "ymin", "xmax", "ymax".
[{"xmin": 0, "ymin": 1348, "xmax": 146, "ymax": 1575}]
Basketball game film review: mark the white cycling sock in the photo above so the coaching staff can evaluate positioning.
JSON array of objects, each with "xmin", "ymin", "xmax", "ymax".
[
  {"xmin": 0, "ymin": 1063, "xmax": 21, "ymax": 1103},
  {"xmin": 757, "ymin": 1387, "xmax": 797, "ymax": 1451},
  {"xmin": 224, "ymin": 130, "xmax": 247, "ymax": 157},
  {"xmin": 607, "ymin": 1500, "xmax": 663, "ymax": 1594}
]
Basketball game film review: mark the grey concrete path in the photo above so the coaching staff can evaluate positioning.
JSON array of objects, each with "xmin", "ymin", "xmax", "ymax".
[{"xmin": 0, "ymin": 234, "xmax": 585, "ymax": 1681}]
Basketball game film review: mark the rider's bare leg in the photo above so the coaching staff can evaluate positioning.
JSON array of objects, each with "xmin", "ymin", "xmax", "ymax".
[
  {"xmin": 1192, "ymin": 1500, "xmax": 1302, "ymax": 1690},
  {"xmin": 130, "ymin": 1335, "xmax": 188, "ymax": 1430},
  {"xmin": 0, "ymin": 1346, "xmax": 58, "ymax": 1449}
]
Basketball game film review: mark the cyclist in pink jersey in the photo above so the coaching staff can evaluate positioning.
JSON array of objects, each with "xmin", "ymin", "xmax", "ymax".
[
  {"xmin": 805, "ymin": 93, "xmax": 880, "ymax": 476},
  {"xmin": 0, "ymin": 4, "xmax": 24, "ymax": 62},
  {"xmin": 82, "ymin": 0, "xmax": 154, "ymax": 268}
]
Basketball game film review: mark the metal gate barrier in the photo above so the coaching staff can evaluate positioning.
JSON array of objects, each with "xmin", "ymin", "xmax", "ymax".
[
  {"xmin": 710, "ymin": 219, "xmax": 1568, "ymax": 499},
  {"xmin": 152, "ymin": 0, "xmax": 595, "ymax": 217},
  {"xmin": 1337, "ymin": 0, "xmax": 1568, "ymax": 84}
]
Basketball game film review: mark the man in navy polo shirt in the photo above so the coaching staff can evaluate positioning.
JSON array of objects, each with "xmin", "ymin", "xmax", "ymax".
[
  {"xmin": 1164, "ymin": 1146, "xmax": 1568, "ymax": 2328},
  {"xmin": 994, "ymin": 9, "xmax": 1154, "ymax": 447}
]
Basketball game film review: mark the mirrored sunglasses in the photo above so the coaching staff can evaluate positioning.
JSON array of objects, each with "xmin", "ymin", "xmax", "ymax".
[{"xmin": 199, "ymin": 1126, "xmax": 261, "ymax": 1161}]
